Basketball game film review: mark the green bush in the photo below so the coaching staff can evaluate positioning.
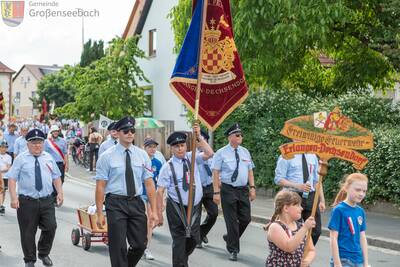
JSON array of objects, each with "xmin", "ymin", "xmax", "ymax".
[{"xmin": 213, "ymin": 89, "xmax": 400, "ymax": 205}]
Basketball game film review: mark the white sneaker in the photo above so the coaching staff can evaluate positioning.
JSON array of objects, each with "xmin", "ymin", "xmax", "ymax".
[{"xmin": 144, "ymin": 249, "xmax": 154, "ymax": 260}]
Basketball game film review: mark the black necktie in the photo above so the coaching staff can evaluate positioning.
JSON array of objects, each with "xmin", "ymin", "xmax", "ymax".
[
  {"xmin": 182, "ymin": 159, "xmax": 189, "ymax": 192},
  {"xmin": 114, "ymin": 140, "xmax": 118, "ymax": 145},
  {"xmin": 34, "ymin": 156, "xmax": 43, "ymax": 191},
  {"xmin": 204, "ymin": 164, "xmax": 212, "ymax": 177},
  {"xmin": 302, "ymin": 154, "xmax": 310, "ymax": 183},
  {"xmin": 125, "ymin": 149, "xmax": 136, "ymax": 196},
  {"xmin": 231, "ymin": 148, "xmax": 239, "ymax": 182}
]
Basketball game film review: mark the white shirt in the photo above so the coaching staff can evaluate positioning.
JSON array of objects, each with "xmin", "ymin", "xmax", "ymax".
[{"xmin": 0, "ymin": 153, "xmax": 13, "ymax": 178}]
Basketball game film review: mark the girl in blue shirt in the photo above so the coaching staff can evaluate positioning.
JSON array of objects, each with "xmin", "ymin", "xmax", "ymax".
[{"xmin": 328, "ymin": 173, "xmax": 369, "ymax": 267}]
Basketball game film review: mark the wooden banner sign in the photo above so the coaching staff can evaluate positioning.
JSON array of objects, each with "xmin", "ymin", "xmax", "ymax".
[
  {"xmin": 279, "ymin": 107, "xmax": 374, "ymax": 167},
  {"xmin": 279, "ymin": 107, "xmax": 374, "ymax": 260}
]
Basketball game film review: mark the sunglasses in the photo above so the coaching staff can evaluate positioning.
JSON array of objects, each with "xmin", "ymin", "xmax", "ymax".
[
  {"xmin": 122, "ymin": 128, "xmax": 135, "ymax": 134},
  {"xmin": 235, "ymin": 134, "xmax": 243, "ymax": 137}
]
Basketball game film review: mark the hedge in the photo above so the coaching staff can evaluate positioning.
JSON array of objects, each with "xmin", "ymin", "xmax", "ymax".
[{"xmin": 212, "ymin": 89, "xmax": 400, "ymax": 206}]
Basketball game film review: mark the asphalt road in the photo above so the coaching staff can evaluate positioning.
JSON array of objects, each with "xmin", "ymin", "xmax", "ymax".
[{"xmin": 1, "ymin": 177, "xmax": 399, "ymax": 267}]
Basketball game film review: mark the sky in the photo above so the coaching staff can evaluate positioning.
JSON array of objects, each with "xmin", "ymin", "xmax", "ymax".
[{"xmin": 0, "ymin": 0, "xmax": 136, "ymax": 71}]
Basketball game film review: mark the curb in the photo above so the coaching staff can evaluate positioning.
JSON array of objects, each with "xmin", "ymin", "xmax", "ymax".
[{"xmin": 66, "ymin": 172, "xmax": 400, "ymax": 252}]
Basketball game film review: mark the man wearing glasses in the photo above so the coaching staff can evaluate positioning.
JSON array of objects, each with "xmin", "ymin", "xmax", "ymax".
[
  {"xmin": 212, "ymin": 123, "xmax": 256, "ymax": 261},
  {"xmin": 95, "ymin": 116, "xmax": 158, "ymax": 267},
  {"xmin": 6, "ymin": 129, "xmax": 63, "ymax": 267}
]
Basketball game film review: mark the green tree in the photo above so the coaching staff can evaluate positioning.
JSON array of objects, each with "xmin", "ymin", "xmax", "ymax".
[
  {"xmin": 36, "ymin": 65, "xmax": 80, "ymax": 109},
  {"xmin": 169, "ymin": 0, "xmax": 400, "ymax": 96},
  {"xmin": 57, "ymin": 36, "xmax": 149, "ymax": 122},
  {"xmin": 80, "ymin": 39, "xmax": 105, "ymax": 67}
]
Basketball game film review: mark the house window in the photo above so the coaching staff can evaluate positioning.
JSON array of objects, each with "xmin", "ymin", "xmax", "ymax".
[
  {"xmin": 16, "ymin": 109, "xmax": 19, "ymax": 116},
  {"xmin": 20, "ymin": 77, "xmax": 24, "ymax": 84},
  {"xmin": 149, "ymin": 29, "xmax": 157, "ymax": 57},
  {"xmin": 31, "ymin": 91, "xmax": 36, "ymax": 98},
  {"xmin": 27, "ymin": 76, "xmax": 31, "ymax": 83},
  {"xmin": 16, "ymin": 92, "xmax": 21, "ymax": 99},
  {"xmin": 143, "ymin": 86, "xmax": 153, "ymax": 117}
]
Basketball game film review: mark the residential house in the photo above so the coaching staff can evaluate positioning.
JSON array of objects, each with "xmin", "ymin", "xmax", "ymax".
[
  {"xmin": 123, "ymin": 0, "xmax": 190, "ymax": 131},
  {"xmin": 12, "ymin": 64, "xmax": 61, "ymax": 118},
  {"xmin": 0, "ymin": 61, "xmax": 15, "ymax": 120}
]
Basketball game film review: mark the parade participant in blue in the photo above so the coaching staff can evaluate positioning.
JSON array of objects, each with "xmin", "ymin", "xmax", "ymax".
[
  {"xmin": 212, "ymin": 123, "xmax": 256, "ymax": 261},
  {"xmin": 4, "ymin": 123, "xmax": 19, "ymax": 159},
  {"xmin": 274, "ymin": 152, "xmax": 325, "ymax": 245},
  {"xmin": 44, "ymin": 125, "xmax": 68, "ymax": 184},
  {"xmin": 98, "ymin": 121, "xmax": 118, "ymax": 156},
  {"xmin": 95, "ymin": 116, "xmax": 158, "ymax": 267},
  {"xmin": 141, "ymin": 137, "xmax": 163, "ymax": 260},
  {"xmin": 14, "ymin": 125, "xmax": 29, "ymax": 158},
  {"xmin": 0, "ymin": 140, "xmax": 12, "ymax": 216},
  {"xmin": 197, "ymin": 129, "xmax": 218, "ymax": 248},
  {"xmin": 6, "ymin": 129, "xmax": 63, "ymax": 267},
  {"xmin": 156, "ymin": 124, "xmax": 214, "ymax": 267}
]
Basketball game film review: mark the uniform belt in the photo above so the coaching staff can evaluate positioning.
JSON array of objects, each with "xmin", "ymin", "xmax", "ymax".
[
  {"xmin": 18, "ymin": 194, "xmax": 53, "ymax": 201},
  {"xmin": 221, "ymin": 183, "xmax": 248, "ymax": 190},
  {"xmin": 106, "ymin": 193, "xmax": 139, "ymax": 201}
]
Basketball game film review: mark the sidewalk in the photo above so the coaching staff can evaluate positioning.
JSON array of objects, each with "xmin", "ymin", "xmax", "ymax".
[{"xmin": 66, "ymin": 161, "xmax": 400, "ymax": 251}]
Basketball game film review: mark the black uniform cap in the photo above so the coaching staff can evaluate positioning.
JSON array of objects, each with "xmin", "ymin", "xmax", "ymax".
[
  {"xmin": 144, "ymin": 138, "xmax": 159, "ymax": 147},
  {"xmin": 107, "ymin": 121, "xmax": 117, "ymax": 131},
  {"xmin": 224, "ymin": 123, "xmax": 242, "ymax": 136},
  {"xmin": 167, "ymin": 132, "xmax": 187, "ymax": 146},
  {"xmin": 115, "ymin": 116, "xmax": 135, "ymax": 131},
  {"xmin": 26, "ymin": 129, "xmax": 46, "ymax": 141},
  {"xmin": 200, "ymin": 129, "xmax": 209, "ymax": 140}
]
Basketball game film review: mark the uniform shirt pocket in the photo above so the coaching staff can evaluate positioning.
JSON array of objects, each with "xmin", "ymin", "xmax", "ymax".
[{"xmin": 224, "ymin": 158, "xmax": 237, "ymax": 171}]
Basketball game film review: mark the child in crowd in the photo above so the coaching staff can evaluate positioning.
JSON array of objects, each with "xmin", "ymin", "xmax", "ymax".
[
  {"xmin": 265, "ymin": 190, "xmax": 316, "ymax": 267},
  {"xmin": 328, "ymin": 173, "xmax": 369, "ymax": 267},
  {"xmin": 141, "ymin": 138, "xmax": 163, "ymax": 260},
  {"xmin": 0, "ymin": 140, "xmax": 12, "ymax": 215}
]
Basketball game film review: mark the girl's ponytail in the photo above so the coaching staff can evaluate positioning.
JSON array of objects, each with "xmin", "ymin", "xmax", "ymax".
[
  {"xmin": 264, "ymin": 210, "xmax": 279, "ymax": 231},
  {"xmin": 332, "ymin": 188, "xmax": 347, "ymax": 207}
]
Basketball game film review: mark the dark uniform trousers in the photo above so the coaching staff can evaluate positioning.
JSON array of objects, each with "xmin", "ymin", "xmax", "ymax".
[
  {"xmin": 17, "ymin": 195, "xmax": 57, "ymax": 263},
  {"xmin": 200, "ymin": 184, "xmax": 218, "ymax": 240},
  {"xmin": 166, "ymin": 198, "xmax": 201, "ymax": 267},
  {"xmin": 56, "ymin": 162, "xmax": 65, "ymax": 183},
  {"xmin": 220, "ymin": 183, "xmax": 251, "ymax": 253},
  {"xmin": 52, "ymin": 162, "xmax": 65, "ymax": 199},
  {"xmin": 299, "ymin": 191, "xmax": 321, "ymax": 245},
  {"xmin": 105, "ymin": 194, "xmax": 147, "ymax": 267}
]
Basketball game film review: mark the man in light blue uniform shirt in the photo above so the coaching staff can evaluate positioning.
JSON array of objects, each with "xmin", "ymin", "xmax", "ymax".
[
  {"xmin": 4, "ymin": 123, "xmax": 19, "ymax": 158},
  {"xmin": 6, "ymin": 129, "xmax": 63, "ymax": 267},
  {"xmin": 95, "ymin": 116, "xmax": 158, "ymax": 267},
  {"xmin": 212, "ymin": 123, "xmax": 256, "ymax": 261},
  {"xmin": 14, "ymin": 125, "xmax": 29, "ymax": 158},
  {"xmin": 44, "ymin": 125, "xmax": 68, "ymax": 184},
  {"xmin": 274, "ymin": 152, "xmax": 325, "ymax": 245},
  {"xmin": 98, "ymin": 122, "xmax": 118, "ymax": 156},
  {"xmin": 156, "ymin": 125, "xmax": 213, "ymax": 267}
]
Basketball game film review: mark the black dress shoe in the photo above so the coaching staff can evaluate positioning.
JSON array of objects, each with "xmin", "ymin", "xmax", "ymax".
[
  {"xmin": 229, "ymin": 252, "xmax": 237, "ymax": 261},
  {"xmin": 25, "ymin": 262, "xmax": 35, "ymax": 267},
  {"xmin": 202, "ymin": 236, "xmax": 209, "ymax": 244},
  {"xmin": 223, "ymin": 234, "xmax": 227, "ymax": 242},
  {"xmin": 39, "ymin": 255, "xmax": 53, "ymax": 266}
]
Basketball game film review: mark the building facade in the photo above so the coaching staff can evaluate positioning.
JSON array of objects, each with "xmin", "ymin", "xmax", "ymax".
[
  {"xmin": 123, "ymin": 0, "xmax": 190, "ymax": 131},
  {"xmin": 0, "ymin": 61, "xmax": 15, "ymax": 121},
  {"xmin": 12, "ymin": 64, "xmax": 61, "ymax": 118}
]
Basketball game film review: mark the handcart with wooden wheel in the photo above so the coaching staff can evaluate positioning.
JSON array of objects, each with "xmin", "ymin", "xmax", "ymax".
[{"xmin": 71, "ymin": 207, "xmax": 108, "ymax": 251}]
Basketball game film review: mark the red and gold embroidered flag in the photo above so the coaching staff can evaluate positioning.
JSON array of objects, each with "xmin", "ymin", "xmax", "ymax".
[{"xmin": 170, "ymin": 0, "xmax": 248, "ymax": 130}]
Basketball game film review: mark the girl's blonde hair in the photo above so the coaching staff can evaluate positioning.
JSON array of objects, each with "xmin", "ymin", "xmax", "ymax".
[
  {"xmin": 264, "ymin": 190, "xmax": 302, "ymax": 231},
  {"xmin": 332, "ymin": 172, "xmax": 368, "ymax": 207}
]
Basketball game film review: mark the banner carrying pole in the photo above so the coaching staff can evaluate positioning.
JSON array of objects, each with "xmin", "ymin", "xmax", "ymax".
[{"xmin": 187, "ymin": 0, "xmax": 208, "ymax": 237}]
